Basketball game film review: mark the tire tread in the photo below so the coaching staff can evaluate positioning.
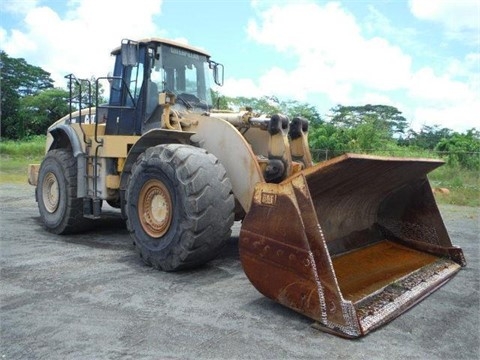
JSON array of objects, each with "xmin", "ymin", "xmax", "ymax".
[{"xmin": 126, "ymin": 144, "xmax": 234, "ymax": 271}]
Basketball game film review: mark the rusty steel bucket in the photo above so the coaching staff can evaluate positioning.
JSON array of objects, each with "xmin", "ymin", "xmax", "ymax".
[{"xmin": 239, "ymin": 154, "xmax": 466, "ymax": 338}]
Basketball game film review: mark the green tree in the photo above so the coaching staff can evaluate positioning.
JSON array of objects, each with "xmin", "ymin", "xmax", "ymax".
[
  {"xmin": 234, "ymin": 96, "xmax": 281, "ymax": 116},
  {"xmin": 1, "ymin": 51, "xmax": 54, "ymax": 138},
  {"xmin": 308, "ymin": 122, "xmax": 353, "ymax": 159},
  {"xmin": 18, "ymin": 88, "xmax": 70, "ymax": 137},
  {"xmin": 312, "ymin": 104, "xmax": 401, "ymax": 154},
  {"xmin": 223, "ymin": 95, "xmax": 323, "ymax": 126},
  {"xmin": 211, "ymin": 90, "xmax": 229, "ymax": 110},
  {"xmin": 329, "ymin": 104, "xmax": 408, "ymax": 136},
  {"xmin": 1, "ymin": 51, "xmax": 53, "ymax": 97},
  {"xmin": 402, "ymin": 124, "xmax": 452, "ymax": 150},
  {"xmin": 279, "ymin": 100, "xmax": 323, "ymax": 125},
  {"xmin": 0, "ymin": 82, "xmax": 20, "ymax": 138},
  {"xmin": 68, "ymin": 75, "xmax": 107, "ymax": 109},
  {"xmin": 435, "ymin": 129, "xmax": 480, "ymax": 170}
]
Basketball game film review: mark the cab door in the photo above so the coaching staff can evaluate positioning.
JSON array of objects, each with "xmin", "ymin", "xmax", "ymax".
[{"xmin": 105, "ymin": 45, "xmax": 147, "ymax": 135}]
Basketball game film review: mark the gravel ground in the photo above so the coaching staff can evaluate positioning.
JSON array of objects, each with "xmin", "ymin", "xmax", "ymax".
[{"xmin": 0, "ymin": 183, "xmax": 479, "ymax": 360}]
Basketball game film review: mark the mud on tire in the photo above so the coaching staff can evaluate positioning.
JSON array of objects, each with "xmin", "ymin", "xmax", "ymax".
[{"xmin": 126, "ymin": 144, "xmax": 235, "ymax": 271}]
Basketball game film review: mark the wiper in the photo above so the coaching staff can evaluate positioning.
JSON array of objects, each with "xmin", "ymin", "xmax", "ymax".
[
  {"xmin": 163, "ymin": 88, "xmax": 193, "ymax": 109},
  {"xmin": 176, "ymin": 94, "xmax": 193, "ymax": 109}
]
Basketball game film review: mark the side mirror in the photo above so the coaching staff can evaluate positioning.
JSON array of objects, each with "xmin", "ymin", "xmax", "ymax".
[
  {"xmin": 211, "ymin": 61, "xmax": 224, "ymax": 86},
  {"xmin": 121, "ymin": 39, "xmax": 139, "ymax": 66}
]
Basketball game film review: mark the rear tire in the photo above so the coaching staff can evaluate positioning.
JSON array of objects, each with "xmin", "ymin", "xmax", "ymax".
[
  {"xmin": 126, "ymin": 144, "xmax": 235, "ymax": 271},
  {"xmin": 37, "ymin": 149, "xmax": 90, "ymax": 234}
]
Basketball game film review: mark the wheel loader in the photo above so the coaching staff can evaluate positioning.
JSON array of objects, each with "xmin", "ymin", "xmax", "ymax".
[{"xmin": 28, "ymin": 38, "xmax": 465, "ymax": 338}]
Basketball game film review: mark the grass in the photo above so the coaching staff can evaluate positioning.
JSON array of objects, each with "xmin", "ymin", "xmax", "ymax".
[
  {"xmin": 0, "ymin": 135, "xmax": 46, "ymax": 184},
  {"xmin": 1, "ymin": 136, "xmax": 479, "ymax": 207},
  {"xmin": 429, "ymin": 165, "xmax": 480, "ymax": 207}
]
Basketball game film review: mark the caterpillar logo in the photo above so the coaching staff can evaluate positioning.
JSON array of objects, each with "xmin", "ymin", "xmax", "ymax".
[
  {"xmin": 70, "ymin": 114, "xmax": 97, "ymax": 124},
  {"xmin": 261, "ymin": 192, "xmax": 277, "ymax": 206}
]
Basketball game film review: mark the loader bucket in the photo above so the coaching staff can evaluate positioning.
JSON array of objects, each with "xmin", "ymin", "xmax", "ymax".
[{"xmin": 239, "ymin": 154, "xmax": 465, "ymax": 338}]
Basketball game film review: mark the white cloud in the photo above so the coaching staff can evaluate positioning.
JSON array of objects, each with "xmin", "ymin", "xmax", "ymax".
[
  {"xmin": 227, "ymin": 1, "xmax": 479, "ymax": 132},
  {"xmin": 3, "ymin": 29, "xmax": 37, "ymax": 52},
  {"xmin": 359, "ymin": 93, "xmax": 396, "ymax": 107},
  {"xmin": 409, "ymin": 67, "xmax": 475, "ymax": 104},
  {"xmin": 407, "ymin": 66, "xmax": 479, "ymax": 132},
  {"xmin": 221, "ymin": 78, "xmax": 263, "ymax": 98},
  {"xmin": 411, "ymin": 102, "xmax": 480, "ymax": 132},
  {"xmin": 2, "ymin": 0, "xmax": 164, "ymax": 84},
  {"xmin": 409, "ymin": 0, "xmax": 480, "ymax": 44},
  {"xmin": 243, "ymin": 2, "xmax": 413, "ymax": 103},
  {"xmin": 445, "ymin": 53, "xmax": 480, "ymax": 97},
  {"xmin": 409, "ymin": 0, "xmax": 479, "ymax": 30}
]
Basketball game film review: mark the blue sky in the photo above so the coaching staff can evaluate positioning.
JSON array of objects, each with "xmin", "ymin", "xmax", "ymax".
[{"xmin": 1, "ymin": 0, "xmax": 479, "ymax": 132}]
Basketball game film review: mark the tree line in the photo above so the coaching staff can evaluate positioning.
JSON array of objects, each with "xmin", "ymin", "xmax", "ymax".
[
  {"xmin": 213, "ymin": 93, "xmax": 479, "ymax": 170},
  {"xmin": 1, "ymin": 51, "xmax": 479, "ymax": 170}
]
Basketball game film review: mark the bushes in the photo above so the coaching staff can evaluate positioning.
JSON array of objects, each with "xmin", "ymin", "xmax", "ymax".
[{"xmin": 435, "ymin": 130, "xmax": 480, "ymax": 171}]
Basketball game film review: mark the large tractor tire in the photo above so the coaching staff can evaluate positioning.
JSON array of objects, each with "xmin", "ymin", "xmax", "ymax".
[
  {"xmin": 37, "ymin": 149, "xmax": 90, "ymax": 234},
  {"xmin": 126, "ymin": 144, "xmax": 235, "ymax": 271}
]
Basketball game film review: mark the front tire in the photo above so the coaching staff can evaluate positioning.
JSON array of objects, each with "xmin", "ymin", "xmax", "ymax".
[
  {"xmin": 37, "ymin": 149, "xmax": 90, "ymax": 234},
  {"xmin": 126, "ymin": 144, "xmax": 235, "ymax": 271}
]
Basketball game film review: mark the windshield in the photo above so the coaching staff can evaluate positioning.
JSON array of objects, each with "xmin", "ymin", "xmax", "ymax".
[{"xmin": 150, "ymin": 44, "xmax": 213, "ymax": 110}]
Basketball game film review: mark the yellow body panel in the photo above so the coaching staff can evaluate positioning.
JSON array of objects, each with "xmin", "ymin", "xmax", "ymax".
[
  {"xmin": 106, "ymin": 175, "xmax": 121, "ymax": 189},
  {"xmin": 96, "ymin": 136, "xmax": 140, "ymax": 158},
  {"xmin": 69, "ymin": 124, "xmax": 139, "ymax": 158}
]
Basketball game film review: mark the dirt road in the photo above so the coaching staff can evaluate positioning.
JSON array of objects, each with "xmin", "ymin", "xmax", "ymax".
[{"xmin": 1, "ymin": 184, "xmax": 479, "ymax": 359}]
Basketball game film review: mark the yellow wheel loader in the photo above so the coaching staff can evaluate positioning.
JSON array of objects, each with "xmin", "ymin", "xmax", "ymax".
[{"xmin": 28, "ymin": 38, "xmax": 465, "ymax": 338}]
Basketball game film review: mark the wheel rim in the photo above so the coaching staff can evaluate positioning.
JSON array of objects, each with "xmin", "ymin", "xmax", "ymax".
[
  {"xmin": 42, "ymin": 172, "xmax": 60, "ymax": 213},
  {"xmin": 138, "ymin": 179, "xmax": 173, "ymax": 238}
]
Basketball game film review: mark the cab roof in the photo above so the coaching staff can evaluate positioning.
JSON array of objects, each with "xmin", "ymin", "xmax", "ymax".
[{"xmin": 111, "ymin": 38, "xmax": 210, "ymax": 58}]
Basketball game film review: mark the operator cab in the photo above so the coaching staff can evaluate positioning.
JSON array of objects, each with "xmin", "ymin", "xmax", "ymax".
[{"xmin": 105, "ymin": 38, "xmax": 224, "ymax": 135}]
